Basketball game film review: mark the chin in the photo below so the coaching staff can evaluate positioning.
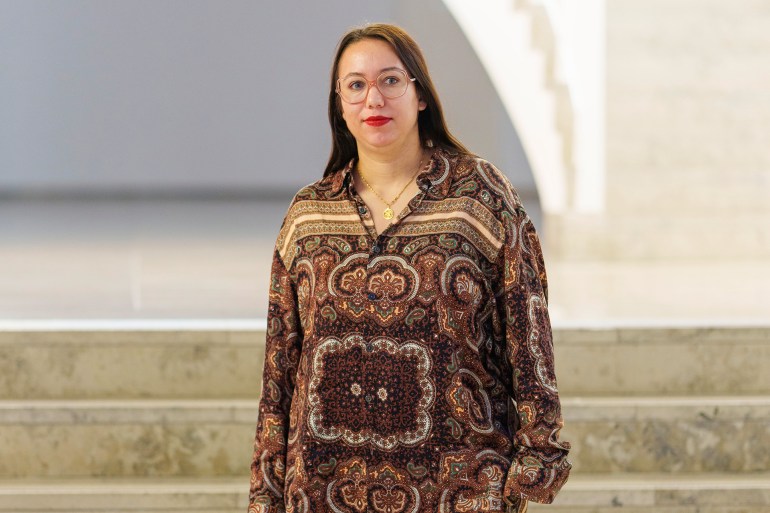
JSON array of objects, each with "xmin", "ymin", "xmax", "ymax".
[{"xmin": 360, "ymin": 134, "xmax": 400, "ymax": 149}]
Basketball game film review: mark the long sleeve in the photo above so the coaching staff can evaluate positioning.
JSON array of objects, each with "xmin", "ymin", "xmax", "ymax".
[
  {"xmin": 499, "ymin": 211, "xmax": 571, "ymax": 506},
  {"xmin": 248, "ymin": 248, "xmax": 302, "ymax": 513}
]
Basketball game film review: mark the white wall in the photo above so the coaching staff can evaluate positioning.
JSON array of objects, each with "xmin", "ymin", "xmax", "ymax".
[{"xmin": 0, "ymin": 0, "xmax": 535, "ymax": 209}]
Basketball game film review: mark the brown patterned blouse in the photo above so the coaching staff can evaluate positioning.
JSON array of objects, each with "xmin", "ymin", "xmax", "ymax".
[{"xmin": 248, "ymin": 149, "xmax": 571, "ymax": 513}]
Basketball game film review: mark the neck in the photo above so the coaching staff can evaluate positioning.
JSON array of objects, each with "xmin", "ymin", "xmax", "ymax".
[{"xmin": 356, "ymin": 140, "xmax": 425, "ymax": 187}]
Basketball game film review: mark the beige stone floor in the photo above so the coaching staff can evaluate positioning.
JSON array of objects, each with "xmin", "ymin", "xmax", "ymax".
[{"xmin": 1, "ymin": 199, "xmax": 768, "ymax": 327}]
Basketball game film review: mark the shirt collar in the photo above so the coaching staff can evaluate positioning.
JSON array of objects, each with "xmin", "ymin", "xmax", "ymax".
[
  {"xmin": 326, "ymin": 159, "xmax": 355, "ymax": 199},
  {"xmin": 329, "ymin": 148, "xmax": 454, "ymax": 200},
  {"xmin": 415, "ymin": 148, "xmax": 453, "ymax": 199}
]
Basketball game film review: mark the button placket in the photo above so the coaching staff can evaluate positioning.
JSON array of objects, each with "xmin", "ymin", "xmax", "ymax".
[
  {"xmin": 349, "ymin": 184, "xmax": 377, "ymax": 241},
  {"xmin": 366, "ymin": 236, "xmax": 382, "ymax": 313}
]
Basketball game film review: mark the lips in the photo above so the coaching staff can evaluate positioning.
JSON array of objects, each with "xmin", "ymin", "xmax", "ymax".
[{"xmin": 364, "ymin": 116, "xmax": 391, "ymax": 127}]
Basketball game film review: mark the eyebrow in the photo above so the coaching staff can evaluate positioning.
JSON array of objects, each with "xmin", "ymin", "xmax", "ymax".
[{"xmin": 340, "ymin": 66, "xmax": 404, "ymax": 79}]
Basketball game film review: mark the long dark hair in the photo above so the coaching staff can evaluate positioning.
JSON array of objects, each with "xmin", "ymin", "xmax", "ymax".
[{"xmin": 324, "ymin": 23, "xmax": 469, "ymax": 177}]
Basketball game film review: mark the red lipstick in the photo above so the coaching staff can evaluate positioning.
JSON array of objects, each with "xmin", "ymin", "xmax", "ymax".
[{"xmin": 364, "ymin": 116, "xmax": 391, "ymax": 127}]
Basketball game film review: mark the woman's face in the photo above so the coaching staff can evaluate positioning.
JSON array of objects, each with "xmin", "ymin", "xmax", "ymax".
[{"xmin": 337, "ymin": 38, "xmax": 427, "ymax": 154}]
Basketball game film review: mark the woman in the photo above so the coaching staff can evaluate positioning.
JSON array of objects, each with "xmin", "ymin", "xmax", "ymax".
[{"xmin": 248, "ymin": 23, "xmax": 570, "ymax": 513}]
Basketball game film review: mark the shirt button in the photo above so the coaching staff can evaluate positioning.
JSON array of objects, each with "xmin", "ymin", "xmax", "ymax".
[
  {"xmin": 372, "ymin": 244, "xmax": 381, "ymax": 254},
  {"xmin": 367, "ymin": 292, "xmax": 376, "ymax": 300},
  {"xmin": 358, "ymin": 206, "xmax": 367, "ymax": 215},
  {"xmin": 365, "ymin": 394, "xmax": 373, "ymax": 403}
]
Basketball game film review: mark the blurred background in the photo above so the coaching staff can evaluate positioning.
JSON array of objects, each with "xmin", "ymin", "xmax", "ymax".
[{"xmin": 0, "ymin": 0, "xmax": 768, "ymax": 511}]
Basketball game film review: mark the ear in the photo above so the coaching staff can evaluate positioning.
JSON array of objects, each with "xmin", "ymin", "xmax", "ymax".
[{"xmin": 418, "ymin": 98, "xmax": 427, "ymax": 111}]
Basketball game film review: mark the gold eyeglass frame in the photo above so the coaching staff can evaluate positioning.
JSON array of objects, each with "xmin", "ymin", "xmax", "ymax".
[{"xmin": 336, "ymin": 69, "xmax": 417, "ymax": 104}]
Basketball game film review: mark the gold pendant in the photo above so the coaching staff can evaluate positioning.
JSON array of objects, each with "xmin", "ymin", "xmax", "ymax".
[{"xmin": 383, "ymin": 207, "xmax": 394, "ymax": 220}]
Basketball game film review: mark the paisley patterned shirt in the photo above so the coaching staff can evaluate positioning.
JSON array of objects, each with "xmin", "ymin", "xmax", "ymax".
[{"xmin": 248, "ymin": 149, "xmax": 571, "ymax": 513}]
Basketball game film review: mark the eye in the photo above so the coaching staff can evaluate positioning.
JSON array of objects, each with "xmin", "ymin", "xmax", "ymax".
[
  {"xmin": 346, "ymin": 79, "xmax": 366, "ymax": 91},
  {"xmin": 381, "ymin": 74, "xmax": 402, "ymax": 86}
]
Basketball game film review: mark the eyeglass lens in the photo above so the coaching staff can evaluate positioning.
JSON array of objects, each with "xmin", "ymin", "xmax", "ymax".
[{"xmin": 338, "ymin": 70, "xmax": 410, "ymax": 103}]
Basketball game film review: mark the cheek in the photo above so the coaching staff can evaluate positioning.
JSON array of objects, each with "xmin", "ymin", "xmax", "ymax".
[
  {"xmin": 341, "ymin": 107, "xmax": 365, "ymax": 136},
  {"xmin": 340, "ymin": 104, "xmax": 353, "ymax": 126}
]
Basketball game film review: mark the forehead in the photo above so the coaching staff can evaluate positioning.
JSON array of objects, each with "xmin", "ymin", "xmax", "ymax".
[{"xmin": 338, "ymin": 38, "xmax": 404, "ymax": 77}]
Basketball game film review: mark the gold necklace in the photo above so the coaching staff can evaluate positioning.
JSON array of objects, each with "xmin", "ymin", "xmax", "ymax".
[{"xmin": 358, "ymin": 156, "xmax": 425, "ymax": 220}]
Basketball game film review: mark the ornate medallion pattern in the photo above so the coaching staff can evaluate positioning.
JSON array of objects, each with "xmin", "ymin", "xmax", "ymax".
[{"xmin": 308, "ymin": 334, "xmax": 434, "ymax": 451}]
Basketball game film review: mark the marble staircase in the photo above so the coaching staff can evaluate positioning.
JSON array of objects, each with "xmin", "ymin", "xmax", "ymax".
[
  {"xmin": 1, "ymin": 326, "xmax": 768, "ymax": 511},
  {"xmin": 547, "ymin": 0, "xmax": 770, "ymax": 262},
  {"xmin": 535, "ymin": 327, "xmax": 770, "ymax": 512},
  {"xmin": 0, "ymin": 329, "xmax": 258, "ymax": 512}
]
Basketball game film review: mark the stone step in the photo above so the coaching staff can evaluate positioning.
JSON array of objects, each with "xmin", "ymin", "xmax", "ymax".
[
  {"xmin": 560, "ymin": 396, "xmax": 770, "ymax": 474},
  {"xmin": 546, "ymin": 213, "xmax": 770, "ymax": 260},
  {"xmin": 4, "ymin": 326, "xmax": 769, "ymax": 399},
  {"xmin": 607, "ymin": 0, "xmax": 770, "ymax": 97},
  {"xmin": 0, "ymin": 328, "xmax": 264, "ymax": 399},
  {"xmin": 607, "ymin": 0, "xmax": 770, "ymax": 69},
  {"xmin": 604, "ymin": 168, "xmax": 770, "ymax": 215},
  {"xmin": 0, "ymin": 477, "xmax": 246, "ymax": 512},
  {"xmin": 0, "ymin": 400, "xmax": 258, "ymax": 479},
  {"xmin": 552, "ymin": 327, "xmax": 770, "ymax": 396},
  {"xmin": 0, "ymin": 473, "xmax": 768, "ymax": 513},
  {"xmin": 604, "ymin": 0, "xmax": 770, "ymax": 238},
  {"xmin": 548, "ymin": 260, "xmax": 770, "ymax": 326},
  {"xmin": 1, "ymin": 396, "xmax": 768, "ymax": 478},
  {"xmin": 528, "ymin": 472, "xmax": 770, "ymax": 512},
  {"xmin": 608, "ymin": 26, "xmax": 770, "ymax": 95},
  {"xmin": 606, "ymin": 90, "xmax": 770, "ymax": 173}
]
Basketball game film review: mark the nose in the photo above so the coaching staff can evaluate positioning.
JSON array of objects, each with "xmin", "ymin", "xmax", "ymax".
[{"xmin": 365, "ymin": 80, "xmax": 385, "ymax": 108}]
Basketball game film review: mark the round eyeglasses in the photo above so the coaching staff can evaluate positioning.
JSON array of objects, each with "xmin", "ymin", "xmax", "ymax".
[{"xmin": 336, "ymin": 69, "xmax": 417, "ymax": 104}]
